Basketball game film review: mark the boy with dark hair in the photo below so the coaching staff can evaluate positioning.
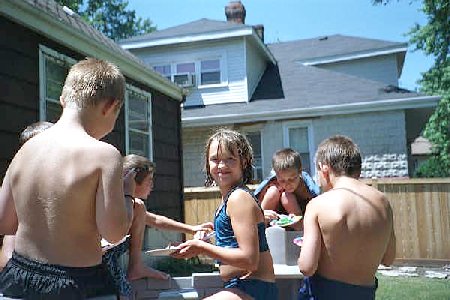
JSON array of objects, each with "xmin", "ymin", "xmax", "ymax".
[
  {"xmin": 0, "ymin": 58, "xmax": 134, "ymax": 299},
  {"xmin": 298, "ymin": 135, "xmax": 396, "ymax": 299},
  {"xmin": 254, "ymin": 148, "xmax": 320, "ymax": 229}
]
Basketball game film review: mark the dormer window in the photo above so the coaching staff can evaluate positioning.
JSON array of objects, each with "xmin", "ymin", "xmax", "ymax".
[
  {"xmin": 153, "ymin": 56, "xmax": 224, "ymax": 88},
  {"xmin": 200, "ymin": 59, "xmax": 221, "ymax": 85},
  {"xmin": 153, "ymin": 65, "xmax": 171, "ymax": 80}
]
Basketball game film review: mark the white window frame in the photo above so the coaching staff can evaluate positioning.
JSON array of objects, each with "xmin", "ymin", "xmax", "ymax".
[
  {"xmin": 125, "ymin": 84, "xmax": 153, "ymax": 161},
  {"xmin": 38, "ymin": 45, "xmax": 77, "ymax": 121},
  {"xmin": 151, "ymin": 50, "xmax": 228, "ymax": 89},
  {"xmin": 241, "ymin": 125, "xmax": 264, "ymax": 182},
  {"xmin": 282, "ymin": 120, "xmax": 315, "ymax": 175}
]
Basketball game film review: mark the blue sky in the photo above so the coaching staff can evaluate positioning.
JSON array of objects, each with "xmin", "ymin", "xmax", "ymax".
[{"xmin": 127, "ymin": 0, "xmax": 434, "ymax": 91}]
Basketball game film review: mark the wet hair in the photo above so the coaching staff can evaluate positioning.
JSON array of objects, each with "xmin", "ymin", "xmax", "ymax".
[
  {"xmin": 272, "ymin": 148, "xmax": 302, "ymax": 172},
  {"xmin": 123, "ymin": 154, "xmax": 155, "ymax": 185},
  {"xmin": 19, "ymin": 121, "xmax": 54, "ymax": 146},
  {"xmin": 204, "ymin": 128, "xmax": 254, "ymax": 187},
  {"xmin": 60, "ymin": 57, "xmax": 125, "ymax": 109},
  {"xmin": 315, "ymin": 135, "xmax": 361, "ymax": 178}
]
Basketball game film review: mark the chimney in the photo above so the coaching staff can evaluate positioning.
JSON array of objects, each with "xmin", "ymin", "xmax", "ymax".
[
  {"xmin": 225, "ymin": 1, "xmax": 246, "ymax": 24},
  {"xmin": 253, "ymin": 24, "xmax": 264, "ymax": 42}
]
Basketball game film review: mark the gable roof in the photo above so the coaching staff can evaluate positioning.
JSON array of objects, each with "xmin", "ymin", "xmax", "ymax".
[
  {"xmin": 271, "ymin": 34, "xmax": 407, "ymax": 63},
  {"xmin": 120, "ymin": 18, "xmax": 276, "ymax": 64},
  {"xmin": 270, "ymin": 34, "xmax": 408, "ymax": 76},
  {"xmin": 122, "ymin": 18, "xmax": 250, "ymax": 44},
  {"xmin": 182, "ymin": 36, "xmax": 439, "ymax": 127},
  {"xmin": 0, "ymin": 0, "xmax": 183, "ymax": 101}
]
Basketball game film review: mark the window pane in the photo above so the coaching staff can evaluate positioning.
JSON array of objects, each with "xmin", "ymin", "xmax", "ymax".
[
  {"xmin": 154, "ymin": 65, "xmax": 171, "ymax": 79},
  {"xmin": 288, "ymin": 127, "xmax": 311, "ymax": 173},
  {"xmin": 45, "ymin": 57, "xmax": 69, "ymax": 102},
  {"xmin": 176, "ymin": 62, "xmax": 195, "ymax": 73},
  {"xmin": 246, "ymin": 132, "xmax": 262, "ymax": 181},
  {"xmin": 201, "ymin": 72, "xmax": 220, "ymax": 85},
  {"xmin": 201, "ymin": 59, "xmax": 220, "ymax": 70},
  {"xmin": 128, "ymin": 94, "xmax": 150, "ymax": 132},
  {"xmin": 46, "ymin": 101, "xmax": 62, "ymax": 122},
  {"xmin": 129, "ymin": 130, "xmax": 149, "ymax": 157},
  {"xmin": 126, "ymin": 88, "xmax": 152, "ymax": 159}
]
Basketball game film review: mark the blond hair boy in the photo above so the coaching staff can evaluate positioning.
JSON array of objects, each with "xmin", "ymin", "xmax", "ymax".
[{"xmin": 0, "ymin": 58, "xmax": 134, "ymax": 298}]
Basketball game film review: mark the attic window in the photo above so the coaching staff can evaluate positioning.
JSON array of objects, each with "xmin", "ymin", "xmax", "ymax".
[{"xmin": 200, "ymin": 59, "xmax": 221, "ymax": 85}]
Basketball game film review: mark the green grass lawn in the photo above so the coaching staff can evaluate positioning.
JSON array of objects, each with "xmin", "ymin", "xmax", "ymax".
[{"xmin": 376, "ymin": 275, "xmax": 450, "ymax": 300}]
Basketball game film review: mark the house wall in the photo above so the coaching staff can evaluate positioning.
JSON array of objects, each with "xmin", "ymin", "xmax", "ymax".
[
  {"xmin": 130, "ymin": 38, "xmax": 248, "ymax": 107},
  {"xmin": 182, "ymin": 127, "xmax": 214, "ymax": 187},
  {"xmin": 245, "ymin": 39, "xmax": 267, "ymax": 100},
  {"xmin": 182, "ymin": 110, "xmax": 407, "ymax": 187},
  {"xmin": 317, "ymin": 54, "xmax": 399, "ymax": 86},
  {"xmin": 0, "ymin": 16, "xmax": 85, "ymax": 178}
]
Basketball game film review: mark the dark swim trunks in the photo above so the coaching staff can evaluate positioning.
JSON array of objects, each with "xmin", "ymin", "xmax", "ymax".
[
  {"xmin": 102, "ymin": 236, "xmax": 132, "ymax": 296},
  {"xmin": 298, "ymin": 273, "xmax": 378, "ymax": 300},
  {"xmin": 0, "ymin": 251, "xmax": 118, "ymax": 299},
  {"xmin": 225, "ymin": 277, "xmax": 278, "ymax": 300}
]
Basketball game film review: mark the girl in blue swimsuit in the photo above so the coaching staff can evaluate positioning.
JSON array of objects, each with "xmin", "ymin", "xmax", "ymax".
[{"xmin": 174, "ymin": 129, "xmax": 278, "ymax": 300}]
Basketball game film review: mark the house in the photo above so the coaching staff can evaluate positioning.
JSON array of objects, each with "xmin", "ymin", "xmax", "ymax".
[
  {"xmin": 0, "ymin": 0, "xmax": 186, "ymax": 229},
  {"xmin": 120, "ymin": 1, "xmax": 440, "ymax": 187}
]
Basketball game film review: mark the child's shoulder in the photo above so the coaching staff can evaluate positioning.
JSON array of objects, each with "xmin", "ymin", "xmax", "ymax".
[{"xmin": 227, "ymin": 186, "xmax": 257, "ymax": 205}]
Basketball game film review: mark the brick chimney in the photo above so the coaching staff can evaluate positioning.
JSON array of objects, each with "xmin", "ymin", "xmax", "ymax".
[{"xmin": 225, "ymin": 1, "xmax": 246, "ymax": 24}]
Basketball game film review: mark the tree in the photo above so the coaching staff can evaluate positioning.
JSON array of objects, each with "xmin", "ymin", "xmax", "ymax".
[
  {"xmin": 55, "ymin": 0, "xmax": 156, "ymax": 41},
  {"xmin": 373, "ymin": 0, "xmax": 450, "ymax": 177}
]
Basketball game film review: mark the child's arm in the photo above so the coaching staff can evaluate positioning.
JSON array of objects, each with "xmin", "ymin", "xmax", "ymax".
[
  {"xmin": 0, "ymin": 169, "xmax": 18, "ymax": 235},
  {"xmin": 381, "ymin": 204, "xmax": 396, "ymax": 266},
  {"xmin": 145, "ymin": 211, "xmax": 213, "ymax": 234},
  {"xmin": 96, "ymin": 146, "xmax": 134, "ymax": 244},
  {"xmin": 297, "ymin": 198, "xmax": 322, "ymax": 276}
]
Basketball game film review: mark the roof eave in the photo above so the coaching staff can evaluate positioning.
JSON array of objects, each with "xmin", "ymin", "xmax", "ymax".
[
  {"xmin": 300, "ymin": 46, "xmax": 408, "ymax": 66},
  {"xmin": 182, "ymin": 96, "xmax": 440, "ymax": 127},
  {"xmin": 1, "ymin": 0, "xmax": 184, "ymax": 101},
  {"xmin": 121, "ymin": 27, "xmax": 276, "ymax": 65}
]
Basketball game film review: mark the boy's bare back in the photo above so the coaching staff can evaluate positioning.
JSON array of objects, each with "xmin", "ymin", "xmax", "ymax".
[
  {"xmin": 308, "ymin": 177, "xmax": 394, "ymax": 285},
  {"xmin": 298, "ymin": 135, "xmax": 396, "ymax": 293},
  {"xmin": 7, "ymin": 125, "xmax": 124, "ymax": 266}
]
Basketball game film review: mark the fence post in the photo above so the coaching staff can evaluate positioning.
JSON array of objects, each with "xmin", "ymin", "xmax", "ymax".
[{"xmin": 371, "ymin": 176, "xmax": 378, "ymax": 190}]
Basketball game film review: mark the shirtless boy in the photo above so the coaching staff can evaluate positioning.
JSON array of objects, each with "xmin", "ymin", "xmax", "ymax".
[
  {"xmin": 298, "ymin": 135, "xmax": 396, "ymax": 299},
  {"xmin": 0, "ymin": 121, "xmax": 54, "ymax": 272},
  {"xmin": 0, "ymin": 58, "xmax": 134, "ymax": 299},
  {"xmin": 254, "ymin": 148, "xmax": 320, "ymax": 229}
]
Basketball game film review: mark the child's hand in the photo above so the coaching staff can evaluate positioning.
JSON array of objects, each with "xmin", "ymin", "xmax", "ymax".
[
  {"xmin": 264, "ymin": 210, "xmax": 279, "ymax": 223},
  {"xmin": 171, "ymin": 239, "xmax": 204, "ymax": 259}
]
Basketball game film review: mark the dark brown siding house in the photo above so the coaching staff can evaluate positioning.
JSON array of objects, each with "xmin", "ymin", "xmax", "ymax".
[{"xmin": 0, "ymin": 0, "xmax": 186, "ymax": 225}]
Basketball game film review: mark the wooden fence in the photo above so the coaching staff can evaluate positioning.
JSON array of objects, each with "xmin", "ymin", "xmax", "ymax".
[{"xmin": 183, "ymin": 178, "xmax": 450, "ymax": 262}]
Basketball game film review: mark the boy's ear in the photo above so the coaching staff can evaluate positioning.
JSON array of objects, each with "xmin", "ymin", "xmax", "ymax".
[
  {"xmin": 102, "ymin": 99, "xmax": 120, "ymax": 115},
  {"xmin": 59, "ymin": 96, "xmax": 65, "ymax": 107}
]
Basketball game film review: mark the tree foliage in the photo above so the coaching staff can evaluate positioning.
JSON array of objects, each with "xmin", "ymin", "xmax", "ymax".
[
  {"xmin": 55, "ymin": 0, "xmax": 156, "ymax": 41},
  {"xmin": 374, "ymin": 0, "xmax": 450, "ymax": 177}
]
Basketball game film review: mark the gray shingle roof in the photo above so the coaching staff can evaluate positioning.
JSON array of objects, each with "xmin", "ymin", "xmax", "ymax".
[
  {"xmin": 182, "ymin": 36, "xmax": 425, "ymax": 122},
  {"xmin": 268, "ymin": 34, "xmax": 407, "ymax": 62},
  {"xmin": 120, "ymin": 18, "xmax": 252, "ymax": 44},
  {"xmin": 24, "ymin": 0, "xmax": 146, "ymax": 67}
]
